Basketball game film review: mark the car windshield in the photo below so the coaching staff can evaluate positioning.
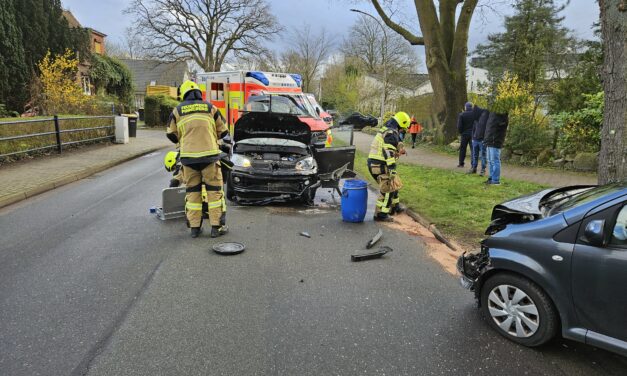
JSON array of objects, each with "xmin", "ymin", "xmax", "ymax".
[
  {"xmin": 547, "ymin": 184, "xmax": 625, "ymax": 215},
  {"xmin": 245, "ymin": 94, "xmax": 316, "ymax": 117}
]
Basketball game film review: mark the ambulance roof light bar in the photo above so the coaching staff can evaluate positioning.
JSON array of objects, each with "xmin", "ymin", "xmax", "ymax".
[
  {"xmin": 245, "ymin": 71, "xmax": 270, "ymax": 86},
  {"xmin": 290, "ymin": 74, "xmax": 302, "ymax": 88}
]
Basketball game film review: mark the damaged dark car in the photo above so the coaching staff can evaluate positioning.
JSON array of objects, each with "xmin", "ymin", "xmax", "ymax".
[
  {"xmin": 226, "ymin": 99, "xmax": 355, "ymax": 205},
  {"xmin": 458, "ymin": 183, "xmax": 627, "ymax": 356}
]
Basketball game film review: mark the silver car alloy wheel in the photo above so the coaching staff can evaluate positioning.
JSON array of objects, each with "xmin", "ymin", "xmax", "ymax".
[{"xmin": 488, "ymin": 284, "xmax": 540, "ymax": 338}]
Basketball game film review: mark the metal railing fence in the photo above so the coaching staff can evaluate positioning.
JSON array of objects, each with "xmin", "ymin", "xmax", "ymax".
[{"xmin": 0, "ymin": 115, "xmax": 115, "ymax": 159}]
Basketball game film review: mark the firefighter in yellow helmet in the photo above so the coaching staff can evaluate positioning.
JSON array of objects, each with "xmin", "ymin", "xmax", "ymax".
[
  {"xmin": 166, "ymin": 80, "xmax": 230, "ymax": 238},
  {"xmin": 163, "ymin": 150, "xmax": 183, "ymax": 187},
  {"xmin": 367, "ymin": 111, "xmax": 410, "ymax": 222}
]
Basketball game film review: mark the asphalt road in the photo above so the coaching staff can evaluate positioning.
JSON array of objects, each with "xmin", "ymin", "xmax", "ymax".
[{"xmin": 1, "ymin": 150, "xmax": 626, "ymax": 376}]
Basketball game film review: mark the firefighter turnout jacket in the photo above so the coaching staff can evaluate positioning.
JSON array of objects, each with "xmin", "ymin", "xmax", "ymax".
[
  {"xmin": 166, "ymin": 100, "xmax": 228, "ymax": 165},
  {"xmin": 368, "ymin": 119, "xmax": 404, "ymax": 169}
]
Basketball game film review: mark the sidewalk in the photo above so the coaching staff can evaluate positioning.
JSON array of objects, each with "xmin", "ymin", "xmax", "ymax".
[
  {"xmin": 0, "ymin": 129, "xmax": 170, "ymax": 209},
  {"xmin": 352, "ymin": 132, "xmax": 597, "ymax": 187}
]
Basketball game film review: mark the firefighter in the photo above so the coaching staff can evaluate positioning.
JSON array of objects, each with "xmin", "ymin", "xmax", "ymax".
[
  {"xmin": 367, "ymin": 111, "xmax": 410, "ymax": 222},
  {"xmin": 164, "ymin": 150, "xmax": 183, "ymax": 187},
  {"xmin": 166, "ymin": 80, "xmax": 229, "ymax": 238}
]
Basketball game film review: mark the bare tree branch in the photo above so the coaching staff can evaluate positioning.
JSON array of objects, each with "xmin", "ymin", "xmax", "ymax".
[
  {"xmin": 370, "ymin": 0, "xmax": 424, "ymax": 45},
  {"xmin": 127, "ymin": 0, "xmax": 283, "ymax": 71}
]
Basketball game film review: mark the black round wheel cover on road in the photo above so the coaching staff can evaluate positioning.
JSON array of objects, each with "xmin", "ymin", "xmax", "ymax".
[{"xmin": 212, "ymin": 242, "xmax": 245, "ymax": 255}]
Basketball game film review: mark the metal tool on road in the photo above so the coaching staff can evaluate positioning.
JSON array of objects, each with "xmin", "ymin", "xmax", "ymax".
[
  {"xmin": 351, "ymin": 246, "xmax": 393, "ymax": 262},
  {"xmin": 154, "ymin": 187, "xmax": 187, "ymax": 220},
  {"xmin": 366, "ymin": 229, "xmax": 383, "ymax": 249},
  {"xmin": 212, "ymin": 242, "xmax": 246, "ymax": 255}
]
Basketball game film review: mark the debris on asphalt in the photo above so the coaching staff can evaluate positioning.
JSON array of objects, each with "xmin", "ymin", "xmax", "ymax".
[
  {"xmin": 366, "ymin": 229, "xmax": 383, "ymax": 249},
  {"xmin": 212, "ymin": 242, "xmax": 246, "ymax": 255},
  {"xmin": 300, "ymin": 231, "xmax": 311, "ymax": 238},
  {"xmin": 351, "ymin": 246, "xmax": 393, "ymax": 262},
  {"xmin": 299, "ymin": 279, "xmax": 304, "ymax": 283},
  {"xmin": 149, "ymin": 206, "xmax": 157, "ymax": 214}
]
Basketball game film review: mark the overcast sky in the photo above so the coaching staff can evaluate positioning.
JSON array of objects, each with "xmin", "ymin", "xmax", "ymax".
[{"xmin": 62, "ymin": 0, "xmax": 599, "ymax": 72}]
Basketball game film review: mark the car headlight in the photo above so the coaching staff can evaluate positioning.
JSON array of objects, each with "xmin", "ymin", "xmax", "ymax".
[
  {"xmin": 295, "ymin": 156, "xmax": 315, "ymax": 171},
  {"xmin": 231, "ymin": 153, "xmax": 251, "ymax": 168}
]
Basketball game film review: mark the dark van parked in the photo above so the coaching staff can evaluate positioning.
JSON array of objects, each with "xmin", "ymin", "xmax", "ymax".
[{"xmin": 458, "ymin": 183, "xmax": 627, "ymax": 356}]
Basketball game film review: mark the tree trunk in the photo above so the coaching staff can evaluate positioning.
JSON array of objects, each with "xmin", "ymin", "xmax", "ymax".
[
  {"xmin": 426, "ymin": 63, "xmax": 466, "ymax": 142},
  {"xmin": 598, "ymin": 0, "xmax": 627, "ymax": 184}
]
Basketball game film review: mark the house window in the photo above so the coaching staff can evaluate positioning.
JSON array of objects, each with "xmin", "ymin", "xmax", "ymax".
[
  {"xmin": 82, "ymin": 76, "xmax": 91, "ymax": 95},
  {"xmin": 94, "ymin": 40, "xmax": 102, "ymax": 54},
  {"xmin": 210, "ymin": 82, "xmax": 224, "ymax": 101}
]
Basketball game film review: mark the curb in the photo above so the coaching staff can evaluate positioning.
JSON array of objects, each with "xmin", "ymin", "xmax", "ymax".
[
  {"xmin": 363, "ymin": 179, "xmax": 462, "ymax": 254},
  {"xmin": 0, "ymin": 145, "xmax": 167, "ymax": 210}
]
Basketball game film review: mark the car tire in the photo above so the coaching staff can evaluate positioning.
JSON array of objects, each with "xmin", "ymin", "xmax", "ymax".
[{"xmin": 480, "ymin": 273, "xmax": 559, "ymax": 347}]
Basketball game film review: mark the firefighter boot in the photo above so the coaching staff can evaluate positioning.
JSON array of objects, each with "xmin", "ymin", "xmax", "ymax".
[
  {"xmin": 211, "ymin": 225, "xmax": 229, "ymax": 238},
  {"xmin": 191, "ymin": 227, "xmax": 202, "ymax": 238}
]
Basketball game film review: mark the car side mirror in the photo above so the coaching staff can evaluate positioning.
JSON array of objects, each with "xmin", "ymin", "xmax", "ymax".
[
  {"xmin": 584, "ymin": 219, "xmax": 606, "ymax": 247},
  {"xmin": 315, "ymin": 107, "xmax": 321, "ymax": 115}
]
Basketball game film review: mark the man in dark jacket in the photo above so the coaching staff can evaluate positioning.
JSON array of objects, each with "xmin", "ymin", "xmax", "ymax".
[
  {"xmin": 468, "ymin": 107, "xmax": 488, "ymax": 175},
  {"xmin": 483, "ymin": 112, "xmax": 509, "ymax": 185},
  {"xmin": 456, "ymin": 102, "xmax": 476, "ymax": 168}
]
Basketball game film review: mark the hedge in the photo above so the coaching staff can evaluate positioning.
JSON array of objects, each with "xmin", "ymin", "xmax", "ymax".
[{"xmin": 145, "ymin": 95, "xmax": 179, "ymax": 127}]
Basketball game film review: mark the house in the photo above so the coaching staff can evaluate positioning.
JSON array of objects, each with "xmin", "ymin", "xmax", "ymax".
[
  {"xmin": 360, "ymin": 73, "xmax": 430, "ymax": 113},
  {"xmin": 414, "ymin": 66, "xmax": 489, "ymax": 96},
  {"xmin": 119, "ymin": 59, "xmax": 190, "ymax": 109},
  {"xmin": 62, "ymin": 10, "xmax": 107, "ymax": 95}
]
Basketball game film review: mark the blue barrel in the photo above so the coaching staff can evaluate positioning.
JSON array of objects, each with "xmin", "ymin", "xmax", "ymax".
[{"xmin": 341, "ymin": 179, "xmax": 369, "ymax": 223}]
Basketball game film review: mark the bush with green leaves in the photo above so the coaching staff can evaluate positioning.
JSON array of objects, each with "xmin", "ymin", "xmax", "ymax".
[
  {"xmin": 144, "ymin": 95, "xmax": 179, "ymax": 127},
  {"xmin": 89, "ymin": 54, "xmax": 134, "ymax": 109},
  {"xmin": 553, "ymin": 92, "xmax": 603, "ymax": 156}
]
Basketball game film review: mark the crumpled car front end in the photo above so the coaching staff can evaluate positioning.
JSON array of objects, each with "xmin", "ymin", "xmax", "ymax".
[
  {"xmin": 457, "ymin": 244, "xmax": 491, "ymax": 293},
  {"xmin": 228, "ymin": 112, "xmax": 320, "ymax": 204}
]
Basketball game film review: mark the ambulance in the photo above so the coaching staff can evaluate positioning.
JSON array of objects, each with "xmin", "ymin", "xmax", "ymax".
[{"xmin": 196, "ymin": 71, "xmax": 332, "ymax": 147}]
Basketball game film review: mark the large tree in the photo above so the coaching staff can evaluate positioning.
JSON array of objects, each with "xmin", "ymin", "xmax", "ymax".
[
  {"xmin": 0, "ymin": 0, "xmax": 28, "ymax": 111},
  {"xmin": 473, "ymin": 0, "xmax": 577, "ymax": 92},
  {"xmin": 598, "ymin": 0, "xmax": 626, "ymax": 184},
  {"xmin": 127, "ymin": 0, "xmax": 282, "ymax": 71},
  {"xmin": 368, "ymin": 0, "xmax": 479, "ymax": 143},
  {"xmin": 286, "ymin": 26, "xmax": 335, "ymax": 93}
]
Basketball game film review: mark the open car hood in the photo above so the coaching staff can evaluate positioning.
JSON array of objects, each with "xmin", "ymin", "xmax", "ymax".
[
  {"xmin": 491, "ymin": 188, "xmax": 555, "ymax": 219},
  {"xmin": 487, "ymin": 185, "xmax": 595, "ymax": 235},
  {"xmin": 234, "ymin": 112, "xmax": 311, "ymax": 144}
]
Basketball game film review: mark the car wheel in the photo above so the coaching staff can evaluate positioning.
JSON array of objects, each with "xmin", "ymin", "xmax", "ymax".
[{"xmin": 480, "ymin": 273, "xmax": 559, "ymax": 347}]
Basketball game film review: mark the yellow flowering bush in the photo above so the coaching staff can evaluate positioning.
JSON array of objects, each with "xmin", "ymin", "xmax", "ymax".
[
  {"xmin": 37, "ymin": 49, "xmax": 91, "ymax": 115},
  {"xmin": 492, "ymin": 73, "xmax": 552, "ymax": 159}
]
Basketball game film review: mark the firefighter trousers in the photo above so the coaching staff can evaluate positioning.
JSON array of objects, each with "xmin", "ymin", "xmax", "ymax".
[
  {"xmin": 183, "ymin": 163, "xmax": 226, "ymax": 228},
  {"xmin": 367, "ymin": 160, "xmax": 400, "ymax": 217}
]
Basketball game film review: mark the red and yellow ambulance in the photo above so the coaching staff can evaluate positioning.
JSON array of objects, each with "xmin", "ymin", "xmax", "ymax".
[{"xmin": 197, "ymin": 71, "xmax": 332, "ymax": 147}]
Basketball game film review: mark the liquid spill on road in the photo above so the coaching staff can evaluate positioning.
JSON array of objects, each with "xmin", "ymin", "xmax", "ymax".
[{"xmin": 383, "ymin": 213, "xmax": 462, "ymax": 275}]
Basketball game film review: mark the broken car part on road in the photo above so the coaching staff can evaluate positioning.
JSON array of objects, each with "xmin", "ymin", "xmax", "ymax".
[
  {"xmin": 351, "ymin": 246, "xmax": 393, "ymax": 262},
  {"xmin": 366, "ymin": 229, "xmax": 383, "ymax": 249}
]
